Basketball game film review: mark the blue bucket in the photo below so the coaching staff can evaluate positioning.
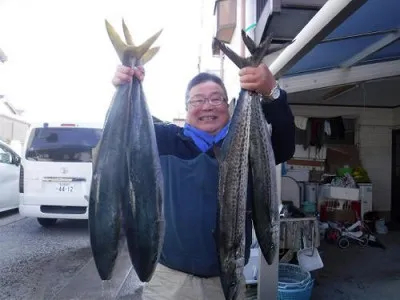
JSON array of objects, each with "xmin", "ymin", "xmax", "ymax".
[{"xmin": 278, "ymin": 264, "xmax": 314, "ymax": 300}]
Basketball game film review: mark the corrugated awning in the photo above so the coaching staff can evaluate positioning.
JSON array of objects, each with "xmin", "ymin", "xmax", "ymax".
[{"xmin": 284, "ymin": 0, "xmax": 400, "ymax": 77}]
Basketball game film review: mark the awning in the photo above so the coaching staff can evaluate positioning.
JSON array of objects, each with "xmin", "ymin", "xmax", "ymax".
[
  {"xmin": 281, "ymin": 0, "xmax": 400, "ymax": 78},
  {"xmin": 262, "ymin": 0, "xmax": 400, "ymax": 108}
]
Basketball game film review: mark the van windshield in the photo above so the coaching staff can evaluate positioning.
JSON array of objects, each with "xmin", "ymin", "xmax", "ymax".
[{"xmin": 25, "ymin": 127, "xmax": 102, "ymax": 162}]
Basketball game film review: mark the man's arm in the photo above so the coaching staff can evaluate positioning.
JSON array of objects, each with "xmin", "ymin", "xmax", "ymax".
[{"xmin": 261, "ymin": 89, "xmax": 295, "ymax": 165}]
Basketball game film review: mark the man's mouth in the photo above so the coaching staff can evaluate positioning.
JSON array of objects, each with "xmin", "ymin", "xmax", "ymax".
[{"xmin": 199, "ymin": 116, "xmax": 217, "ymax": 121}]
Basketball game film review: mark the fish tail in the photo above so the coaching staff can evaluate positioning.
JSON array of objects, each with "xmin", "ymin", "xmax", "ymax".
[
  {"xmin": 213, "ymin": 31, "xmax": 291, "ymax": 69},
  {"xmin": 105, "ymin": 19, "xmax": 162, "ymax": 66}
]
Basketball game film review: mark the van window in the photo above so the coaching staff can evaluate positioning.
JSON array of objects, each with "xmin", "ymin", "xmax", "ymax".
[{"xmin": 25, "ymin": 127, "xmax": 102, "ymax": 162}]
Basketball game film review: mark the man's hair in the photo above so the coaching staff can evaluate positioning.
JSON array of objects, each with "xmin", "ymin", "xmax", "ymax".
[{"xmin": 184, "ymin": 72, "xmax": 228, "ymax": 109}]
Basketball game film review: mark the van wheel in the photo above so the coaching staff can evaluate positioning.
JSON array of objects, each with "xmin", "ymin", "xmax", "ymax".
[{"xmin": 37, "ymin": 218, "xmax": 57, "ymax": 227}]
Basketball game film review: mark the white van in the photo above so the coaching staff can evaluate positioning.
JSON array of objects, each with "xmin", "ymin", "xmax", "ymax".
[{"xmin": 19, "ymin": 122, "xmax": 103, "ymax": 227}]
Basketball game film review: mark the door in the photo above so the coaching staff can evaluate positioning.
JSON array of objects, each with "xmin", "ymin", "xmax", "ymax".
[
  {"xmin": 392, "ymin": 130, "xmax": 400, "ymax": 222},
  {"xmin": 0, "ymin": 143, "xmax": 20, "ymax": 212}
]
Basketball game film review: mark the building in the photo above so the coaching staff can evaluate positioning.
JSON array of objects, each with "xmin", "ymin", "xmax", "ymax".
[
  {"xmin": 0, "ymin": 96, "xmax": 30, "ymax": 148},
  {"xmin": 210, "ymin": 0, "xmax": 400, "ymax": 222}
]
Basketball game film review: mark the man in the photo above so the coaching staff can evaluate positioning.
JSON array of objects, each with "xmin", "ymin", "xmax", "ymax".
[{"xmin": 112, "ymin": 63, "xmax": 295, "ymax": 299}]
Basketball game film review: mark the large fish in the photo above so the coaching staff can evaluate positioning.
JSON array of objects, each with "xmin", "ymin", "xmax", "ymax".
[
  {"xmin": 213, "ymin": 31, "xmax": 281, "ymax": 300},
  {"xmin": 213, "ymin": 31, "xmax": 285, "ymax": 299},
  {"xmin": 238, "ymin": 31, "xmax": 281, "ymax": 265},
  {"xmin": 89, "ymin": 19, "xmax": 164, "ymax": 282}
]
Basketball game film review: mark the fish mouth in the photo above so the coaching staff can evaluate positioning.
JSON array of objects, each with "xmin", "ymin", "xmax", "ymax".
[{"xmin": 199, "ymin": 116, "xmax": 218, "ymax": 122}]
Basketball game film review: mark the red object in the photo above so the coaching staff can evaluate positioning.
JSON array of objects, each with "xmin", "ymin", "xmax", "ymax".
[{"xmin": 319, "ymin": 201, "xmax": 361, "ymax": 222}]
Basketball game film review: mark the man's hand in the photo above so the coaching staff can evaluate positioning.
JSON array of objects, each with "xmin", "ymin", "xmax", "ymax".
[
  {"xmin": 112, "ymin": 65, "xmax": 145, "ymax": 87},
  {"xmin": 238, "ymin": 63, "xmax": 276, "ymax": 96}
]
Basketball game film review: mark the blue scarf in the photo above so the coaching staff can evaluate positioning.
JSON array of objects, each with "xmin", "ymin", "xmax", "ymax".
[{"xmin": 183, "ymin": 122, "xmax": 231, "ymax": 152}]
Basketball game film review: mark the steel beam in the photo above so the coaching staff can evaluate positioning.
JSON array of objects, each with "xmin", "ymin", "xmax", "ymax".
[
  {"xmin": 340, "ymin": 30, "xmax": 400, "ymax": 68},
  {"xmin": 279, "ymin": 59, "xmax": 400, "ymax": 93}
]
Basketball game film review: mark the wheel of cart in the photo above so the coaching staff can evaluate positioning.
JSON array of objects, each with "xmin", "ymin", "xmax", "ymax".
[
  {"xmin": 358, "ymin": 235, "xmax": 369, "ymax": 247},
  {"xmin": 337, "ymin": 236, "xmax": 350, "ymax": 249}
]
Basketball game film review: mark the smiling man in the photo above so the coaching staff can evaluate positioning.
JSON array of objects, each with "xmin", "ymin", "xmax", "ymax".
[{"xmin": 112, "ymin": 63, "xmax": 295, "ymax": 300}]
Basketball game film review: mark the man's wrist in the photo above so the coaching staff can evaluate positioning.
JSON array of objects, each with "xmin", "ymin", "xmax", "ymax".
[{"xmin": 261, "ymin": 81, "xmax": 281, "ymax": 101}]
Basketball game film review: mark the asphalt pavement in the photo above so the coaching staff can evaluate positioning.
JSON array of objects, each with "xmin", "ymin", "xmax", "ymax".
[{"xmin": 0, "ymin": 210, "xmax": 142, "ymax": 300}]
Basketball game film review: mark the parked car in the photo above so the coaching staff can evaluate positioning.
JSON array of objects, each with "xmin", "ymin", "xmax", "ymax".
[
  {"xmin": 19, "ymin": 122, "xmax": 103, "ymax": 227},
  {"xmin": 0, "ymin": 140, "xmax": 21, "ymax": 213}
]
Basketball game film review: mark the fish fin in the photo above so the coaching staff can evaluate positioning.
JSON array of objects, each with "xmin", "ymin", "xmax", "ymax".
[
  {"xmin": 105, "ymin": 19, "xmax": 162, "ymax": 65},
  {"xmin": 105, "ymin": 19, "xmax": 128, "ymax": 63},
  {"xmin": 91, "ymin": 141, "xmax": 101, "ymax": 169},
  {"xmin": 212, "ymin": 38, "xmax": 248, "ymax": 69},
  {"xmin": 122, "ymin": 18, "xmax": 135, "ymax": 46},
  {"xmin": 249, "ymin": 34, "xmax": 274, "ymax": 66},
  {"xmin": 228, "ymin": 98, "xmax": 236, "ymax": 117},
  {"xmin": 241, "ymin": 30, "xmax": 257, "ymax": 54},
  {"xmin": 132, "ymin": 29, "xmax": 163, "ymax": 62},
  {"xmin": 214, "ymin": 32, "xmax": 285, "ymax": 68},
  {"xmin": 140, "ymin": 47, "xmax": 160, "ymax": 65}
]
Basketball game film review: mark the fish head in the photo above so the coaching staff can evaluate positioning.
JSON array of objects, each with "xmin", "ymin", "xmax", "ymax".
[{"xmin": 221, "ymin": 257, "xmax": 244, "ymax": 300}]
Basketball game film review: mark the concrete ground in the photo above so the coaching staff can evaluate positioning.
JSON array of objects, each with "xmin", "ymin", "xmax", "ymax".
[
  {"xmin": 4, "ymin": 209, "xmax": 398, "ymax": 299},
  {"xmin": 53, "ymin": 229, "xmax": 400, "ymax": 300},
  {"xmin": 245, "ymin": 229, "xmax": 400, "ymax": 300},
  {"xmin": 310, "ymin": 230, "xmax": 400, "ymax": 300}
]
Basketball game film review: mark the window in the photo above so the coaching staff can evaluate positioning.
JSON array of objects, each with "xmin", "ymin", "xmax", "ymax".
[{"xmin": 25, "ymin": 127, "xmax": 102, "ymax": 162}]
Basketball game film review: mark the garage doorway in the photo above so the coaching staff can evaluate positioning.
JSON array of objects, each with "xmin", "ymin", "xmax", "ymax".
[{"xmin": 392, "ymin": 130, "xmax": 400, "ymax": 222}]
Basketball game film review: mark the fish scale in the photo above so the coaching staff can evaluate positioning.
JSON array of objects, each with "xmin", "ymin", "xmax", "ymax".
[
  {"xmin": 213, "ymin": 30, "xmax": 289, "ymax": 300},
  {"xmin": 249, "ymin": 95, "xmax": 279, "ymax": 265},
  {"xmin": 214, "ymin": 89, "xmax": 252, "ymax": 300},
  {"xmin": 89, "ymin": 19, "xmax": 164, "ymax": 283}
]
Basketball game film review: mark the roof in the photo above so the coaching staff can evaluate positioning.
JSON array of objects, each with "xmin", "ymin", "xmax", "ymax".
[{"xmin": 284, "ymin": 0, "xmax": 400, "ymax": 77}]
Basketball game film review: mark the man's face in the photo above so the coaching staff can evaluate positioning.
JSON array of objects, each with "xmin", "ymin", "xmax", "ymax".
[{"xmin": 186, "ymin": 81, "xmax": 230, "ymax": 135}]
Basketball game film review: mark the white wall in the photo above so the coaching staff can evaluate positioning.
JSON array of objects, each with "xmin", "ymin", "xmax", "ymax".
[
  {"xmin": 291, "ymin": 105, "xmax": 393, "ymax": 212},
  {"xmin": 220, "ymin": 0, "xmax": 252, "ymax": 102}
]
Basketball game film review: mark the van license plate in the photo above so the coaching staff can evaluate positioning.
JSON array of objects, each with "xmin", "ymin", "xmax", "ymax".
[{"xmin": 57, "ymin": 183, "xmax": 74, "ymax": 192}]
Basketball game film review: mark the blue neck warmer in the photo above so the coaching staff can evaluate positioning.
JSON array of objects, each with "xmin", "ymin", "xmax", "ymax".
[{"xmin": 183, "ymin": 122, "xmax": 231, "ymax": 152}]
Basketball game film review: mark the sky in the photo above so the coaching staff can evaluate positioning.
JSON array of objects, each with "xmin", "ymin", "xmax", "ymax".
[{"xmin": 0, "ymin": 0, "xmax": 216, "ymax": 124}]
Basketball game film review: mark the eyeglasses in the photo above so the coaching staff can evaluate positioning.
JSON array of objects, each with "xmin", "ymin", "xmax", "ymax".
[{"xmin": 187, "ymin": 94, "xmax": 226, "ymax": 107}]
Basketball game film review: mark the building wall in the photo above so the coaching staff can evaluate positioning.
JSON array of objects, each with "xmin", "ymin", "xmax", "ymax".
[
  {"xmin": 0, "ymin": 114, "xmax": 30, "ymax": 144},
  {"xmin": 393, "ymin": 107, "xmax": 400, "ymax": 127},
  {"xmin": 0, "ymin": 101, "xmax": 30, "ymax": 146},
  {"xmin": 220, "ymin": 1, "xmax": 247, "ymax": 102},
  {"xmin": 214, "ymin": 0, "xmax": 397, "ymax": 216},
  {"xmin": 291, "ymin": 105, "xmax": 393, "ymax": 214}
]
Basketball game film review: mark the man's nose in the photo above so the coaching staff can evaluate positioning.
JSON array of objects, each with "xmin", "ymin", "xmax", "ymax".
[{"xmin": 201, "ymin": 99, "xmax": 214, "ymax": 110}]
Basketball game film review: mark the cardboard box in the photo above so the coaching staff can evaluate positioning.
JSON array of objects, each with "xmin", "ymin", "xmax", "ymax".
[
  {"xmin": 326, "ymin": 210, "xmax": 356, "ymax": 223},
  {"xmin": 324, "ymin": 186, "xmax": 360, "ymax": 201},
  {"xmin": 325, "ymin": 145, "xmax": 362, "ymax": 173}
]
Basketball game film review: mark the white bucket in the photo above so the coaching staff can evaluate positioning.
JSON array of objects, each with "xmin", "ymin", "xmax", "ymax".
[{"xmin": 297, "ymin": 247, "xmax": 324, "ymax": 272}]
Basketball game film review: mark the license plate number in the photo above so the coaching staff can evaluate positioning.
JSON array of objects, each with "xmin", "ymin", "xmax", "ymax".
[{"xmin": 57, "ymin": 182, "xmax": 74, "ymax": 192}]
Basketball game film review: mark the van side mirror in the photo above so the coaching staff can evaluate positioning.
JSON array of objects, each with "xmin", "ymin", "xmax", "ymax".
[{"xmin": 13, "ymin": 155, "xmax": 21, "ymax": 166}]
